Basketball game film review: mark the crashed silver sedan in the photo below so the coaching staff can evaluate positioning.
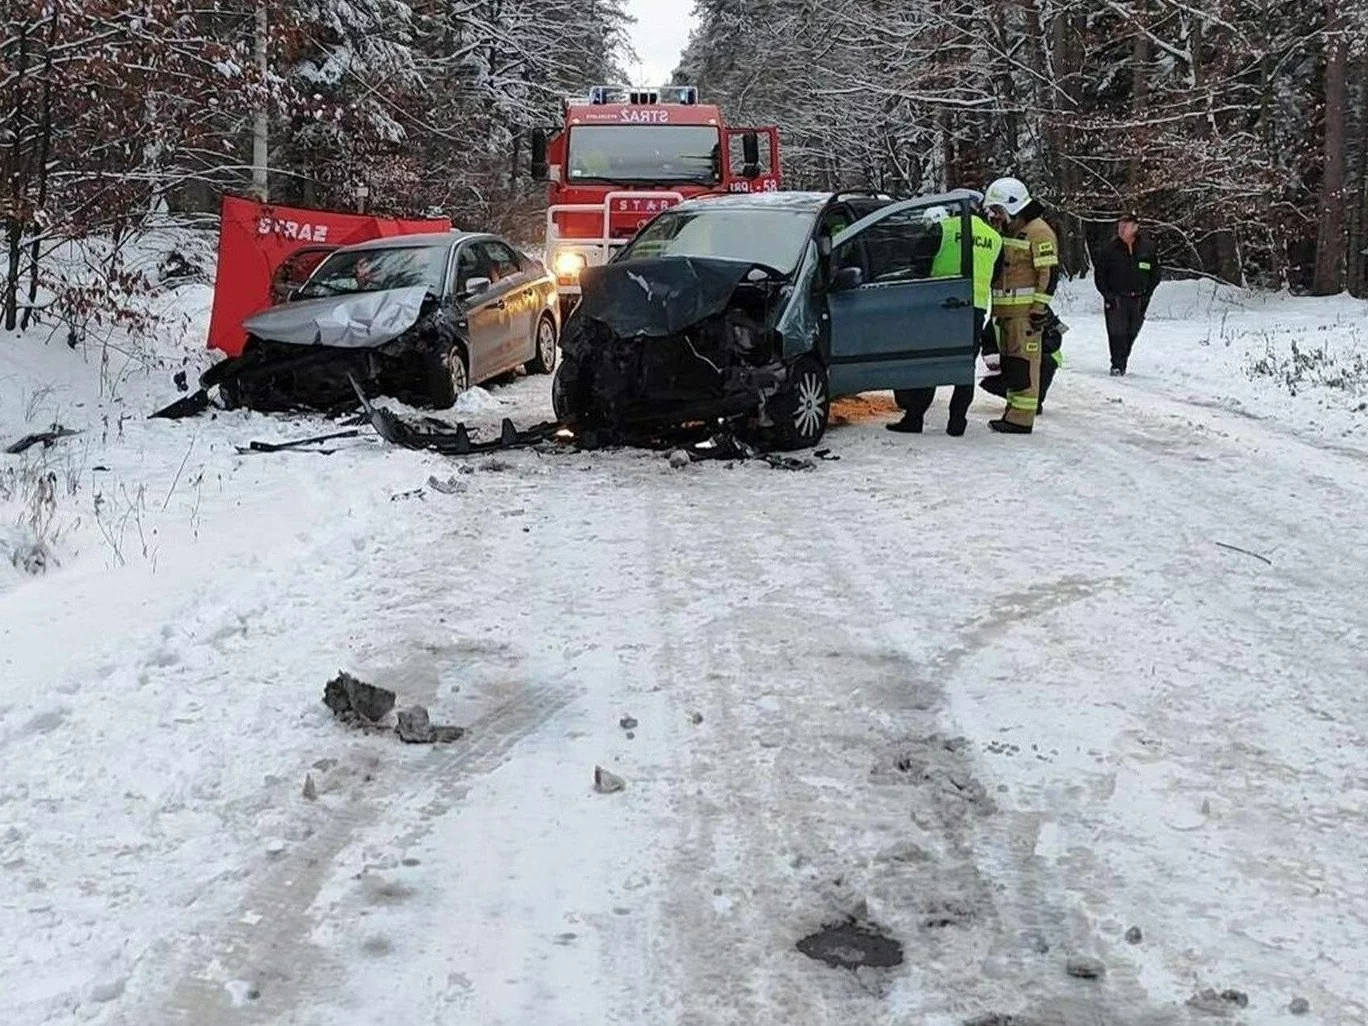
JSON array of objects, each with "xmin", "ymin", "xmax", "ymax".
[{"xmin": 206, "ymin": 232, "xmax": 561, "ymax": 412}]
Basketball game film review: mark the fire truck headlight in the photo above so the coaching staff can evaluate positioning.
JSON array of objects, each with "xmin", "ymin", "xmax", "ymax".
[{"xmin": 554, "ymin": 250, "xmax": 587, "ymax": 279}]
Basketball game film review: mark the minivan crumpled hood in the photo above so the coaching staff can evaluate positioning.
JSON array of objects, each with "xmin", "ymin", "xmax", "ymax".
[
  {"xmin": 578, "ymin": 256, "xmax": 781, "ymax": 338},
  {"xmin": 242, "ymin": 285, "xmax": 431, "ymax": 349}
]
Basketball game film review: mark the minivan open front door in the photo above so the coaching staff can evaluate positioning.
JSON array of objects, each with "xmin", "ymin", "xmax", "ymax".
[{"xmin": 822, "ymin": 197, "xmax": 977, "ymax": 397}]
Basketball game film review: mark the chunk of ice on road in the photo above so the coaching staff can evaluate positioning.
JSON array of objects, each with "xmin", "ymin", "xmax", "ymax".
[{"xmin": 454, "ymin": 387, "xmax": 503, "ymax": 415}]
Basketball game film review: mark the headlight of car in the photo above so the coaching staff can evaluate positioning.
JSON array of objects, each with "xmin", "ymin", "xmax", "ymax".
[{"xmin": 554, "ymin": 250, "xmax": 587, "ymax": 280}]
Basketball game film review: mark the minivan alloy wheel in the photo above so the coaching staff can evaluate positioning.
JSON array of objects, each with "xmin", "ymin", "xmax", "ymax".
[{"xmin": 793, "ymin": 371, "xmax": 827, "ymax": 439}]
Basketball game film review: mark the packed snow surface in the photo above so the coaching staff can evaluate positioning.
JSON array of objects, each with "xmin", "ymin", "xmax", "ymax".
[{"xmin": 1, "ymin": 278, "xmax": 1366, "ymax": 1025}]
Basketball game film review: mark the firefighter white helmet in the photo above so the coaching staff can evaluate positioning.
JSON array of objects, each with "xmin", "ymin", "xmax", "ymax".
[
  {"xmin": 984, "ymin": 176, "xmax": 1031, "ymax": 217},
  {"xmin": 920, "ymin": 205, "xmax": 951, "ymax": 222}
]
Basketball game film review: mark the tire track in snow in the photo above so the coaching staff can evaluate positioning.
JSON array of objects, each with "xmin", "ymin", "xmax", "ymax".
[
  {"xmin": 158, "ymin": 681, "xmax": 573, "ymax": 1025},
  {"xmin": 635, "ymin": 467, "xmax": 1021, "ymax": 1024}
]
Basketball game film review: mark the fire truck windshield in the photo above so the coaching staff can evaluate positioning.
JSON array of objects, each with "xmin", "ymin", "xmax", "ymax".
[{"xmin": 567, "ymin": 125, "xmax": 721, "ymax": 185}]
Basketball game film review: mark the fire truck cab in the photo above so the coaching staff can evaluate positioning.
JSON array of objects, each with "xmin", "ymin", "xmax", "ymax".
[{"xmin": 531, "ymin": 85, "xmax": 781, "ymax": 320}]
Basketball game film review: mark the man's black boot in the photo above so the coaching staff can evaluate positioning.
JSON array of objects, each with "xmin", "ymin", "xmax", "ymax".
[
  {"xmin": 947, "ymin": 418, "xmax": 967, "ymax": 437},
  {"xmin": 1110, "ymin": 367, "xmax": 1123, "ymax": 376},
  {"xmin": 886, "ymin": 415, "xmax": 923, "ymax": 434},
  {"xmin": 988, "ymin": 419, "xmax": 1032, "ymax": 435}
]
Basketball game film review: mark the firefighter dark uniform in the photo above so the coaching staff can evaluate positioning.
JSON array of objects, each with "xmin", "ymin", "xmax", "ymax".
[
  {"xmin": 889, "ymin": 207, "xmax": 1002, "ymax": 436},
  {"xmin": 984, "ymin": 177, "xmax": 1058, "ymax": 434}
]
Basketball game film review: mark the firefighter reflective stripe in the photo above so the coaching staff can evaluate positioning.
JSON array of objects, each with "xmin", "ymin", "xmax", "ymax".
[
  {"xmin": 1032, "ymin": 238, "xmax": 1058, "ymax": 268},
  {"xmin": 1007, "ymin": 393, "xmax": 1038, "ymax": 410},
  {"xmin": 1002, "ymin": 237, "xmax": 1031, "ymax": 250},
  {"xmin": 1033, "ymin": 292, "xmax": 1054, "ymax": 305},
  {"xmin": 993, "ymin": 285, "xmax": 1035, "ymax": 307},
  {"xmin": 1138, "ymin": 261, "xmax": 1153, "ymax": 271},
  {"xmin": 1051, "ymin": 349, "xmax": 1064, "ymax": 367}
]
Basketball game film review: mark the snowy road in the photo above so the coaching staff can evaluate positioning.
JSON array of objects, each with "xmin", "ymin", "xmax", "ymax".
[{"xmin": 3, "ymin": 285, "xmax": 1368, "ymax": 1025}]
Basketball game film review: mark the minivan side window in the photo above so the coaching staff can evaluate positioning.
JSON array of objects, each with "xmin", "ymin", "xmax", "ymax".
[{"xmin": 839, "ymin": 208, "xmax": 944, "ymax": 284}]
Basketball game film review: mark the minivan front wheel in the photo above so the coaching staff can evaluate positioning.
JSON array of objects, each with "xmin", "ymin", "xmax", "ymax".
[{"xmin": 764, "ymin": 356, "xmax": 830, "ymax": 450}]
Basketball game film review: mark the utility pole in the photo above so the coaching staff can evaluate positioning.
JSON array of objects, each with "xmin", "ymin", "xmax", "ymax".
[{"xmin": 251, "ymin": 0, "xmax": 270, "ymax": 201}]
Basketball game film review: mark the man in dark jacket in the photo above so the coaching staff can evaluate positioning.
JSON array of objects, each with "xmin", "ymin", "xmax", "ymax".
[{"xmin": 1094, "ymin": 214, "xmax": 1160, "ymax": 375}]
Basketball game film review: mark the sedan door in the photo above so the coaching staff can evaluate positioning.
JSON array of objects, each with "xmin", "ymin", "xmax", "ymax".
[
  {"xmin": 823, "ymin": 198, "xmax": 977, "ymax": 397},
  {"xmin": 480, "ymin": 238, "xmax": 538, "ymax": 370},
  {"xmin": 451, "ymin": 242, "xmax": 505, "ymax": 383}
]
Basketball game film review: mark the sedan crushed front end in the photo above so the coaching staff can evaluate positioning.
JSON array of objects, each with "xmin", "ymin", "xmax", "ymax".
[{"xmin": 205, "ymin": 287, "xmax": 464, "ymax": 413}]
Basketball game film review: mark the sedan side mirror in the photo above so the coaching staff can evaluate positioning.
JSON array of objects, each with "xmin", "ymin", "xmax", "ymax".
[
  {"xmin": 831, "ymin": 266, "xmax": 864, "ymax": 291},
  {"xmin": 463, "ymin": 276, "xmax": 492, "ymax": 298}
]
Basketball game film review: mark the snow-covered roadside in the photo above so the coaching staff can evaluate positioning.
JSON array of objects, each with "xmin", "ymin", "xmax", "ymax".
[
  {"xmin": 1056, "ymin": 280, "xmax": 1368, "ymax": 455},
  {"xmin": 1, "ymin": 271, "xmax": 1368, "ymax": 1025}
]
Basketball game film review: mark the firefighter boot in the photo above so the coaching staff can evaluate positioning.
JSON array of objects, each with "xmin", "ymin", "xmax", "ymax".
[
  {"xmin": 886, "ymin": 415, "xmax": 924, "ymax": 434},
  {"xmin": 988, "ymin": 418, "xmax": 1033, "ymax": 435}
]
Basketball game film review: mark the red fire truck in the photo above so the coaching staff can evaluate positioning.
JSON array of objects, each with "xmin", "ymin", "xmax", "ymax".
[{"xmin": 530, "ymin": 85, "xmax": 781, "ymax": 319}]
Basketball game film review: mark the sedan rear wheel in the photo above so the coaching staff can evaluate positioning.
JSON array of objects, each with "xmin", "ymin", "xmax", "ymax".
[{"xmin": 526, "ymin": 313, "xmax": 558, "ymax": 375}]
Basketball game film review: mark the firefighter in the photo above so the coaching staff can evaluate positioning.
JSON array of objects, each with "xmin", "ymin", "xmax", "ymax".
[
  {"xmin": 1094, "ymin": 212, "xmax": 1160, "ymax": 375},
  {"xmin": 983, "ymin": 176, "xmax": 1059, "ymax": 434},
  {"xmin": 888, "ymin": 202, "xmax": 1003, "ymax": 436}
]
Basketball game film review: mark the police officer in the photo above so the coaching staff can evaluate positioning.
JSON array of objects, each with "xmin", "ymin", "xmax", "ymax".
[
  {"xmin": 1094, "ymin": 212, "xmax": 1160, "ymax": 375},
  {"xmin": 983, "ymin": 176, "xmax": 1059, "ymax": 434},
  {"xmin": 887, "ymin": 202, "xmax": 1003, "ymax": 436}
]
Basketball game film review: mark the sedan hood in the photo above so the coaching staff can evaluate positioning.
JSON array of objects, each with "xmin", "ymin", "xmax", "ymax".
[
  {"xmin": 242, "ymin": 286, "xmax": 431, "ymax": 349},
  {"xmin": 578, "ymin": 256, "xmax": 782, "ymax": 338}
]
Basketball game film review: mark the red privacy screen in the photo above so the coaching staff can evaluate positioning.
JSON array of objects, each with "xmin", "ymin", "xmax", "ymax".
[{"xmin": 207, "ymin": 195, "xmax": 451, "ymax": 357}]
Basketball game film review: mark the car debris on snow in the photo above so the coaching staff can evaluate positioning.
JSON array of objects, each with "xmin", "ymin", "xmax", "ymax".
[
  {"xmin": 796, "ymin": 919, "xmax": 904, "ymax": 970},
  {"xmin": 5, "ymin": 425, "xmax": 81, "ymax": 455},
  {"xmin": 323, "ymin": 671, "xmax": 397, "ymax": 725},
  {"xmin": 1125, "ymin": 925, "xmax": 1143, "ymax": 944},
  {"xmin": 427, "ymin": 474, "xmax": 468, "ymax": 495},
  {"xmin": 1065, "ymin": 955, "xmax": 1106, "ymax": 979},
  {"xmin": 395, "ymin": 705, "xmax": 465, "ymax": 744},
  {"xmin": 619, "ymin": 716, "xmax": 638, "ymax": 730},
  {"xmin": 302, "ymin": 773, "xmax": 318, "ymax": 800},
  {"xmin": 689, "ymin": 711, "xmax": 704, "ymax": 725},
  {"xmin": 1186, "ymin": 988, "xmax": 1250, "ymax": 1013},
  {"xmin": 322, "ymin": 672, "xmax": 466, "ymax": 745},
  {"xmin": 1290, "ymin": 997, "xmax": 1311, "ymax": 1015},
  {"xmin": 593, "ymin": 766, "xmax": 625, "ymax": 794},
  {"xmin": 234, "ymin": 428, "xmax": 360, "ymax": 455}
]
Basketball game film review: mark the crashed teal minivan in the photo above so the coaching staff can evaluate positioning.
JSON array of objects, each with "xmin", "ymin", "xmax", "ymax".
[{"xmin": 553, "ymin": 189, "xmax": 984, "ymax": 448}]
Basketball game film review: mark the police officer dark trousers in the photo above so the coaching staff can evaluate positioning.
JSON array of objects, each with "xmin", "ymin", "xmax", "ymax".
[{"xmin": 889, "ymin": 206, "xmax": 1003, "ymax": 437}]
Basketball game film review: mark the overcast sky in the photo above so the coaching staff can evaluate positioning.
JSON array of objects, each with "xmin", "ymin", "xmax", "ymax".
[{"xmin": 624, "ymin": 0, "xmax": 698, "ymax": 86}]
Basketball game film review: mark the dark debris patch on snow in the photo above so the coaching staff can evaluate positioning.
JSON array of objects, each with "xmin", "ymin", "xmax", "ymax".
[
  {"xmin": 1186, "ymin": 988, "xmax": 1250, "ymax": 1015},
  {"xmin": 796, "ymin": 919, "xmax": 903, "ymax": 970},
  {"xmin": 323, "ymin": 672, "xmax": 465, "ymax": 744},
  {"xmin": 323, "ymin": 671, "xmax": 396, "ymax": 724}
]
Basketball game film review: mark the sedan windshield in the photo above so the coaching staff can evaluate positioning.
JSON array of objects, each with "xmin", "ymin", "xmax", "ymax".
[
  {"xmin": 296, "ymin": 245, "xmax": 447, "ymax": 299},
  {"xmin": 568, "ymin": 125, "xmax": 721, "ymax": 185},
  {"xmin": 619, "ymin": 208, "xmax": 814, "ymax": 274}
]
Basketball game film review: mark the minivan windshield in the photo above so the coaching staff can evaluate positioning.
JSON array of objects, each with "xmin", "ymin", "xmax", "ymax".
[
  {"xmin": 619, "ymin": 208, "xmax": 813, "ymax": 273},
  {"xmin": 296, "ymin": 245, "xmax": 448, "ymax": 300}
]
